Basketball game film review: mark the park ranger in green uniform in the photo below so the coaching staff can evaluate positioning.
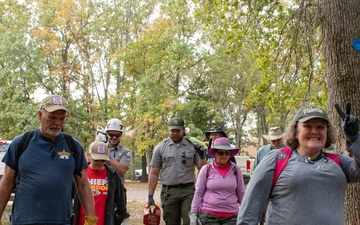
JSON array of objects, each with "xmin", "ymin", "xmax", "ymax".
[{"xmin": 147, "ymin": 117, "xmax": 207, "ymax": 225}]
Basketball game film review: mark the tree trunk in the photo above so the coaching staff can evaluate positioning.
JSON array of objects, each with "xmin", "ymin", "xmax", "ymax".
[
  {"xmin": 319, "ymin": 0, "xmax": 360, "ymax": 224},
  {"xmin": 140, "ymin": 155, "xmax": 148, "ymax": 182}
]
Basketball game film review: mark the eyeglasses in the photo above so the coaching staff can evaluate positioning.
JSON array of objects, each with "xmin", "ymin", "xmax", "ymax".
[
  {"xmin": 108, "ymin": 133, "xmax": 121, "ymax": 138},
  {"xmin": 182, "ymin": 152, "xmax": 186, "ymax": 164},
  {"xmin": 215, "ymin": 151, "xmax": 230, "ymax": 156}
]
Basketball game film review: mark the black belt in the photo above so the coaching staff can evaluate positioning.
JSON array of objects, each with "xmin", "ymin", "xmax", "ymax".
[{"xmin": 163, "ymin": 182, "xmax": 194, "ymax": 189}]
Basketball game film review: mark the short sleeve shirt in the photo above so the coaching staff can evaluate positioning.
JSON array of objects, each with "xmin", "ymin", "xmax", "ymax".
[
  {"xmin": 108, "ymin": 143, "xmax": 131, "ymax": 184},
  {"xmin": 150, "ymin": 137, "xmax": 199, "ymax": 185},
  {"xmin": 2, "ymin": 129, "xmax": 88, "ymax": 224}
]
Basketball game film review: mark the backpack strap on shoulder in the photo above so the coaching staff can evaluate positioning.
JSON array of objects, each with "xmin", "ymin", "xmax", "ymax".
[
  {"xmin": 63, "ymin": 133, "xmax": 81, "ymax": 177},
  {"xmin": 15, "ymin": 130, "xmax": 35, "ymax": 186},
  {"xmin": 18, "ymin": 130, "xmax": 35, "ymax": 160},
  {"xmin": 206, "ymin": 163, "xmax": 211, "ymax": 178},
  {"xmin": 272, "ymin": 147, "xmax": 292, "ymax": 188}
]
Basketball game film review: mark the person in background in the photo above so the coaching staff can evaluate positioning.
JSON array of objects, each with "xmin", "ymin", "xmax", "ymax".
[
  {"xmin": 237, "ymin": 104, "xmax": 360, "ymax": 225},
  {"xmin": 252, "ymin": 126, "xmax": 287, "ymax": 225},
  {"xmin": 253, "ymin": 126, "xmax": 287, "ymax": 170},
  {"xmin": 0, "ymin": 95, "xmax": 97, "ymax": 225},
  {"xmin": 190, "ymin": 137, "xmax": 245, "ymax": 225},
  {"xmin": 74, "ymin": 141, "xmax": 127, "ymax": 225},
  {"xmin": 205, "ymin": 126, "xmax": 236, "ymax": 163},
  {"xmin": 105, "ymin": 118, "xmax": 131, "ymax": 223},
  {"xmin": 148, "ymin": 117, "xmax": 207, "ymax": 225}
]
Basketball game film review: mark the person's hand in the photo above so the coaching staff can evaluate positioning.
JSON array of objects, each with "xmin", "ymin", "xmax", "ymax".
[
  {"xmin": 335, "ymin": 102, "xmax": 359, "ymax": 143},
  {"xmin": 194, "ymin": 143, "xmax": 205, "ymax": 159},
  {"xmin": 189, "ymin": 212, "xmax": 202, "ymax": 225},
  {"xmin": 84, "ymin": 216, "xmax": 98, "ymax": 225},
  {"xmin": 148, "ymin": 195, "xmax": 155, "ymax": 206}
]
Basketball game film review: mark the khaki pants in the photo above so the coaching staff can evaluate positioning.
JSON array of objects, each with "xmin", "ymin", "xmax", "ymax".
[{"xmin": 161, "ymin": 184, "xmax": 195, "ymax": 225}]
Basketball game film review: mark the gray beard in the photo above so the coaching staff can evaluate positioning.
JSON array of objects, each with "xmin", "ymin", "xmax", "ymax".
[{"xmin": 46, "ymin": 129, "xmax": 61, "ymax": 137}]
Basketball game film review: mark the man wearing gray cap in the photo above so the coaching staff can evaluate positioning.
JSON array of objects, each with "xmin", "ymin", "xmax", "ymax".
[
  {"xmin": 148, "ymin": 117, "xmax": 207, "ymax": 225},
  {"xmin": 0, "ymin": 95, "xmax": 97, "ymax": 225}
]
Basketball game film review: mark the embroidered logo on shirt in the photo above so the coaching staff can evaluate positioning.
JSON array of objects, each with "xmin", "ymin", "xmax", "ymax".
[{"xmin": 58, "ymin": 150, "xmax": 71, "ymax": 159}]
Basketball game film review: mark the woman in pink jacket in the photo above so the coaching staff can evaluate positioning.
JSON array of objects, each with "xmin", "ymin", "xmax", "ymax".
[{"xmin": 189, "ymin": 137, "xmax": 245, "ymax": 225}]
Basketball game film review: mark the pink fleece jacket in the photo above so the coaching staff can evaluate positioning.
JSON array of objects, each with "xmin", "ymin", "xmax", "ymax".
[{"xmin": 190, "ymin": 161, "xmax": 245, "ymax": 214}]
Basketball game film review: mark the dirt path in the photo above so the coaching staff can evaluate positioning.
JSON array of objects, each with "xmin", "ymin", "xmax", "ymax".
[{"xmin": 125, "ymin": 180, "xmax": 161, "ymax": 201}]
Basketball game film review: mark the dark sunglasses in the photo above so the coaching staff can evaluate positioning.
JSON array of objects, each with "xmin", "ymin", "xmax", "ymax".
[
  {"xmin": 108, "ymin": 133, "xmax": 121, "ymax": 138},
  {"xmin": 216, "ymin": 151, "xmax": 230, "ymax": 156},
  {"xmin": 182, "ymin": 152, "xmax": 186, "ymax": 164}
]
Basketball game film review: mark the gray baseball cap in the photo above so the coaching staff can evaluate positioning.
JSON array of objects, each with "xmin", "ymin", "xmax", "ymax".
[{"xmin": 294, "ymin": 106, "xmax": 329, "ymax": 123}]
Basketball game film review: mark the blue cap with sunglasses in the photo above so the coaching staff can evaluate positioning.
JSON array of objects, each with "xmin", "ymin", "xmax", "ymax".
[
  {"xmin": 208, "ymin": 137, "xmax": 239, "ymax": 158},
  {"xmin": 89, "ymin": 141, "xmax": 110, "ymax": 161}
]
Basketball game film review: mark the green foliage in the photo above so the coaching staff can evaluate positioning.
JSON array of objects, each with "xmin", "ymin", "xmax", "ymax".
[{"xmin": 0, "ymin": 0, "xmax": 331, "ymax": 173}]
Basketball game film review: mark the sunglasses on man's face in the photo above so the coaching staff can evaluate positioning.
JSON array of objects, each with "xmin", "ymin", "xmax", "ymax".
[
  {"xmin": 108, "ymin": 133, "xmax": 121, "ymax": 138},
  {"xmin": 216, "ymin": 151, "xmax": 230, "ymax": 156}
]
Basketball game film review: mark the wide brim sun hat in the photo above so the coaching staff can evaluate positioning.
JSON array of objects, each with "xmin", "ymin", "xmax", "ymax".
[
  {"xmin": 208, "ymin": 137, "xmax": 239, "ymax": 158},
  {"xmin": 205, "ymin": 126, "xmax": 227, "ymax": 140},
  {"xmin": 262, "ymin": 127, "xmax": 284, "ymax": 141}
]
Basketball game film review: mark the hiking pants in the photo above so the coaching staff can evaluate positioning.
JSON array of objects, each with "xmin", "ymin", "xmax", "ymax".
[{"xmin": 160, "ymin": 183, "xmax": 195, "ymax": 225}]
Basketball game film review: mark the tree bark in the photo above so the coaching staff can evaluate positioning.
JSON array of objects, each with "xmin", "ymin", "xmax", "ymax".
[{"xmin": 319, "ymin": 0, "xmax": 360, "ymax": 224}]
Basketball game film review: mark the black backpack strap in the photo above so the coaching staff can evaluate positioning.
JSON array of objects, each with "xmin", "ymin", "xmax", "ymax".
[
  {"xmin": 15, "ymin": 130, "xmax": 35, "ymax": 187},
  {"xmin": 63, "ymin": 133, "xmax": 82, "ymax": 177},
  {"xmin": 17, "ymin": 130, "xmax": 35, "ymax": 160}
]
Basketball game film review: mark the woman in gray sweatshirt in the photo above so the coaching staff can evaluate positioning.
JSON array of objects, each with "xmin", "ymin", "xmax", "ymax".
[{"xmin": 237, "ymin": 104, "xmax": 360, "ymax": 225}]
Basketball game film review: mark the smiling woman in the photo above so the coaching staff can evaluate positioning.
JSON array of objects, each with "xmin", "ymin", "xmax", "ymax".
[
  {"xmin": 190, "ymin": 137, "xmax": 245, "ymax": 224},
  {"xmin": 237, "ymin": 104, "xmax": 360, "ymax": 225}
]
